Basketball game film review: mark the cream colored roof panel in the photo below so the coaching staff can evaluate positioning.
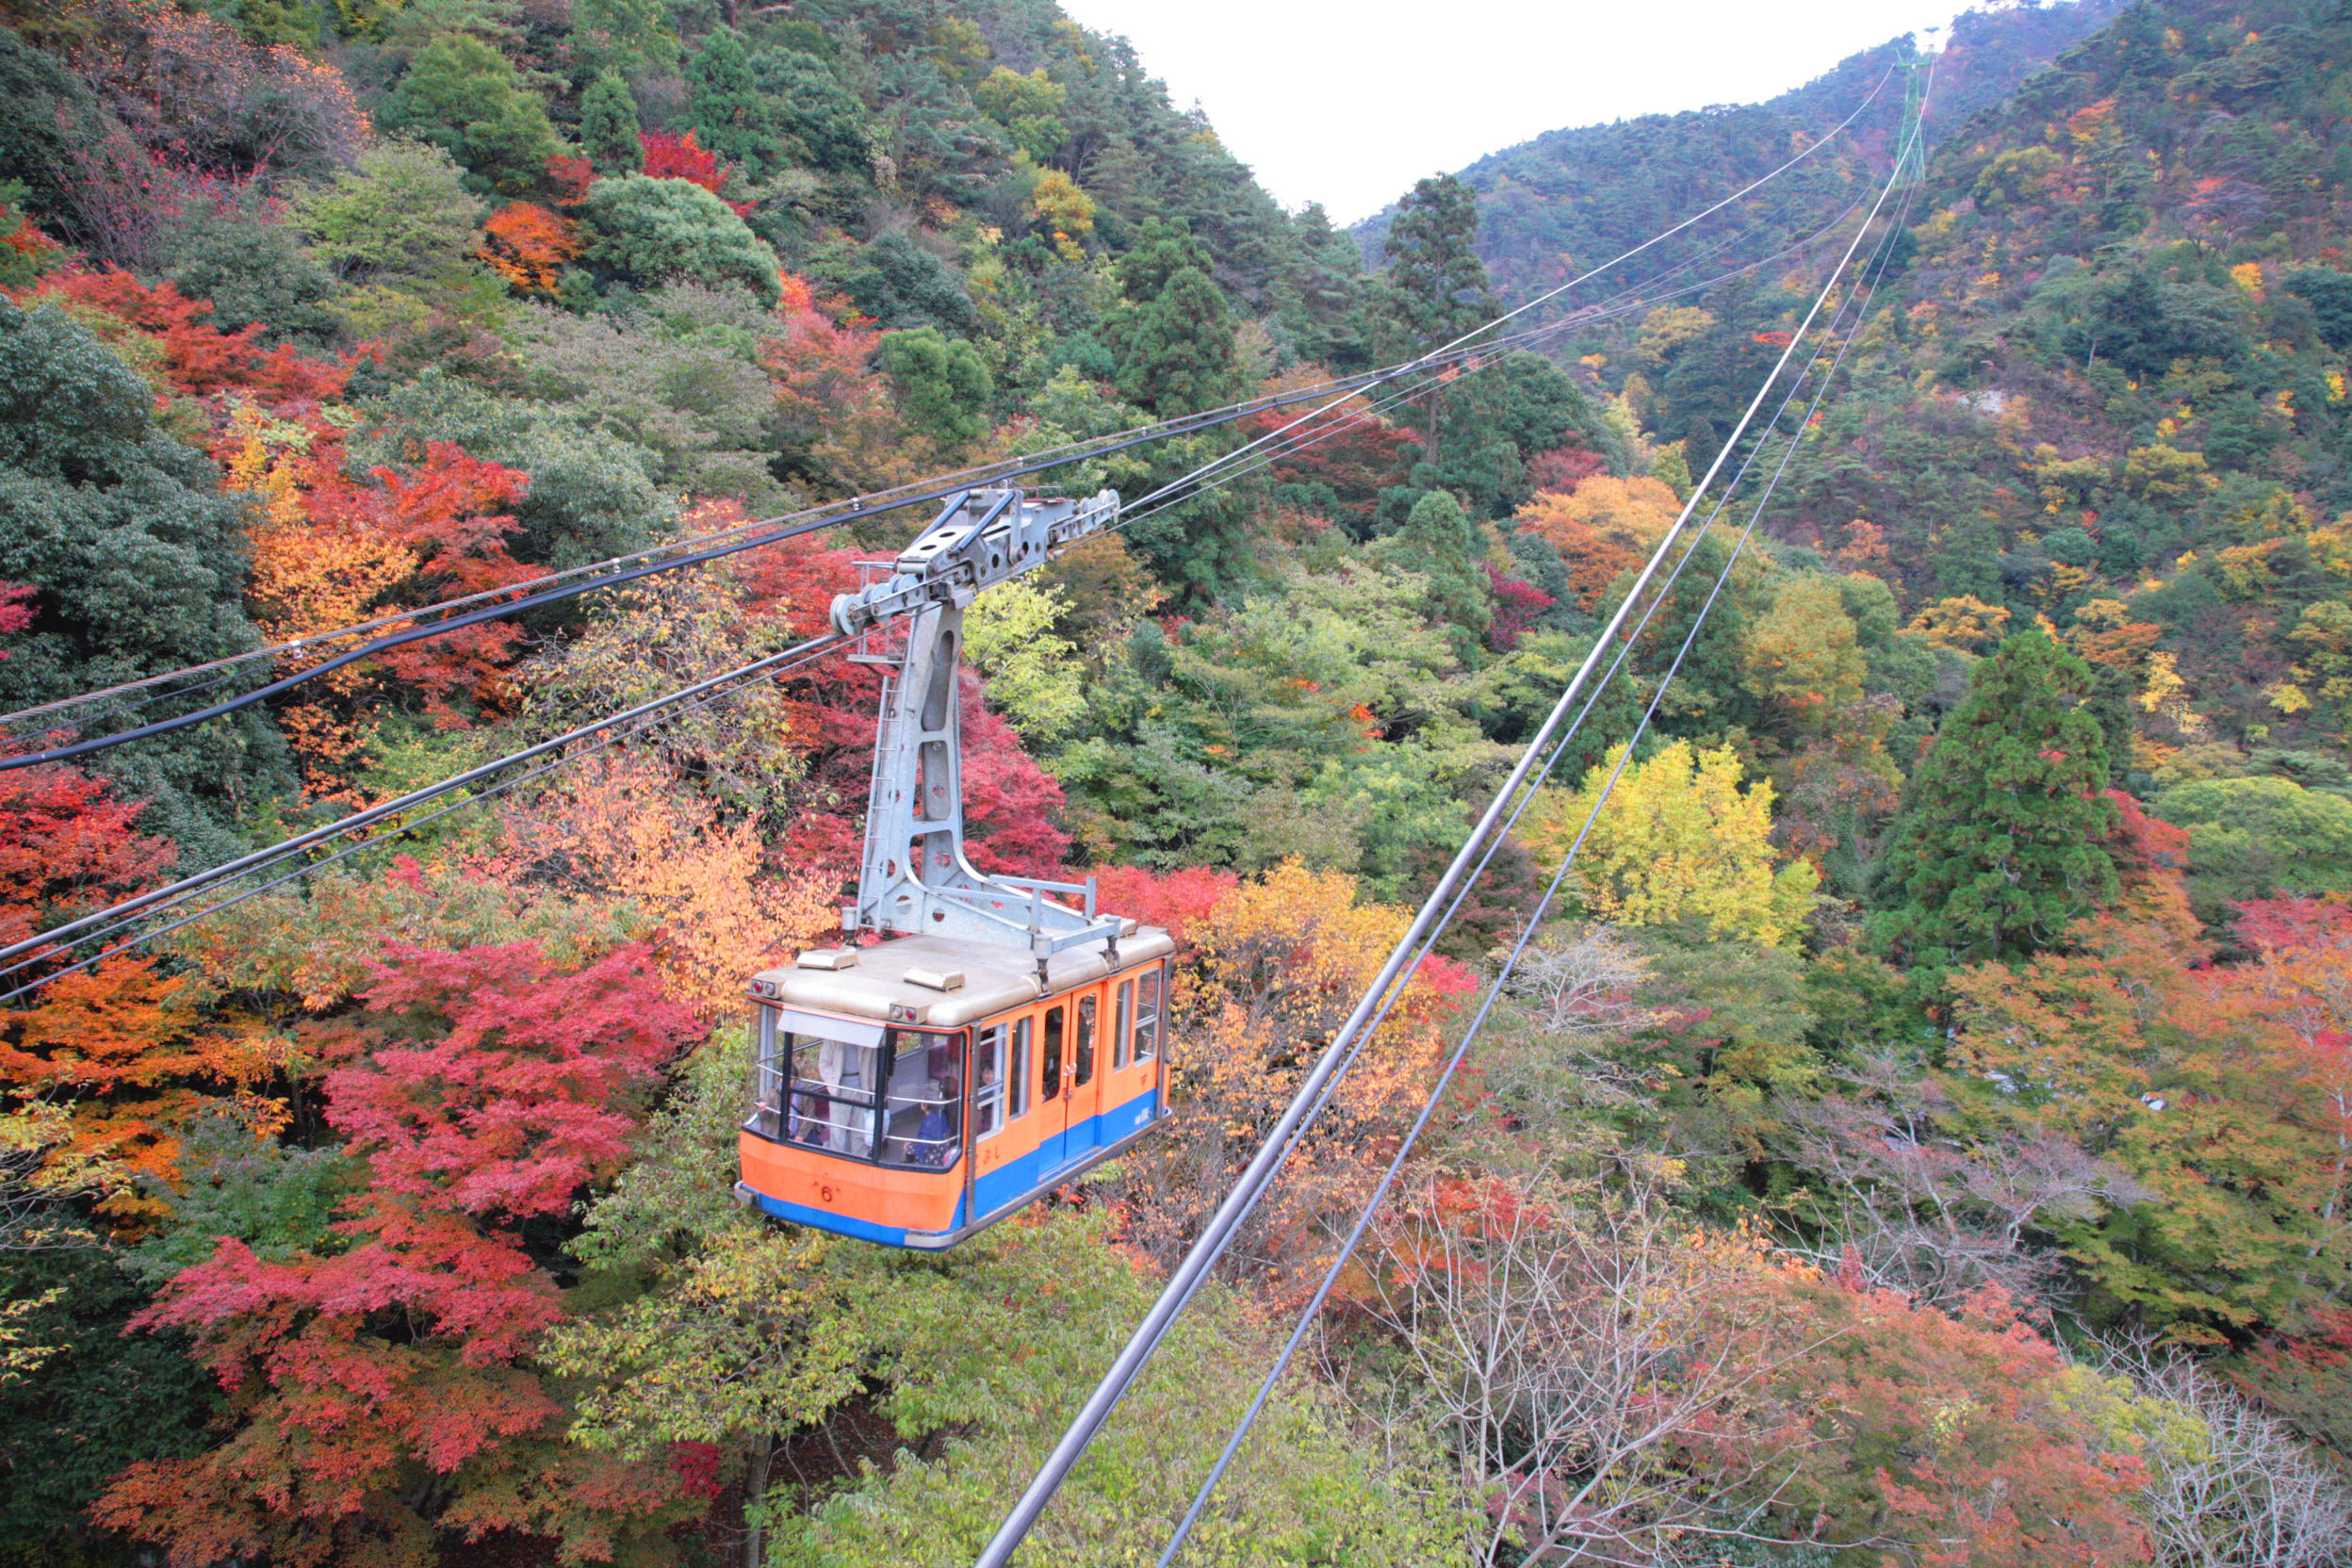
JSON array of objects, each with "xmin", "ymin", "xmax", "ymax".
[{"xmin": 751, "ymin": 928, "xmax": 1173, "ymax": 1028}]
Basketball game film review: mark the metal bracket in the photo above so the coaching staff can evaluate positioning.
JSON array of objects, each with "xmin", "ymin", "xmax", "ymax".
[{"xmin": 830, "ymin": 486, "xmax": 1120, "ymax": 639}]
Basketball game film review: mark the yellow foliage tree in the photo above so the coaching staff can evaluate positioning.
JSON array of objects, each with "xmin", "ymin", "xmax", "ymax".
[
  {"xmin": 1907, "ymin": 595, "xmax": 2013, "ymax": 652},
  {"xmin": 1740, "ymin": 576, "xmax": 1865, "ymax": 737},
  {"xmin": 501, "ymin": 754, "xmax": 839, "ymax": 1017},
  {"xmin": 964, "ymin": 577, "xmax": 1085, "ymax": 741},
  {"xmin": 1116, "ymin": 861, "xmax": 1455, "ymax": 1298},
  {"xmin": 1027, "ymin": 168, "xmax": 1095, "ymax": 262},
  {"xmin": 2122, "ymin": 444, "xmax": 2215, "ymax": 506},
  {"xmin": 1526, "ymin": 742, "xmax": 1819, "ymax": 949},
  {"xmin": 1632, "ymin": 304, "xmax": 1717, "ymax": 370}
]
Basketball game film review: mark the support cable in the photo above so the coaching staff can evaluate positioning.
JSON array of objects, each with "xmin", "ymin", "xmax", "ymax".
[
  {"xmin": 0, "ymin": 631, "xmax": 843, "ymax": 978},
  {"xmin": 970, "ymin": 73, "xmax": 1922, "ymax": 1567},
  {"xmin": 0, "ymin": 636, "xmax": 844, "ymax": 1005},
  {"xmin": 0, "ymin": 74, "xmax": 1900, "ymax": 1016},
  {"xmin": 0, "ymin": 197, "xmax": 1891, "ymax": 990},
  {"xmin": 1153, "ymin": 155, "xmax": 1925, "ymax": 1567},
  {"xmin": 1136, "ymin": 199, "xmax": 1911, "ymax": 1303}
]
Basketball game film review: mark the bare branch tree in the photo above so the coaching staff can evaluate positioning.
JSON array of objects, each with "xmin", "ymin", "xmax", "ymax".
[
  {"xmin": 2099, "ymin": 1342, "xmax": 2352, "ymax": 1568},
  {"xmin": 1503, "ymin": 924, "xmax": 1658, "ymax": 1037},
  {"xmin": 1772, "ymin": 1053, "xmax": 2145, "ymax": 1308},
  {"xmin": 1357, "ymin": 1166, "xmax": 1842, "ymax": 1566}
]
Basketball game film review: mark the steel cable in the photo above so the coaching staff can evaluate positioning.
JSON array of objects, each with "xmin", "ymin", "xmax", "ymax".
[
  {"xmin": 1151, "ymin": 135, "xmax": 1928, "ymax": 1566},
  {"xmin": 969, "ymin": 68, "xmax": 1921, "ymax": 1567}
]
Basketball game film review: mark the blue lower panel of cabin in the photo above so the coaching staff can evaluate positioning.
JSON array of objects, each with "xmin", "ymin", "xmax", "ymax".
[
  {"xmin": 971, "ymin": 1088, "xmax": 1161, "ymax": 1222},
  {"xmin": 743, "ymin": 1086, "xmax": 1162, "ymax": 1249}
]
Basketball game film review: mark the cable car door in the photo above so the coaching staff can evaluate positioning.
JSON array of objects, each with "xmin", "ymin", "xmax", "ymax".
[{"xmin": 1035, "ymin": 1002, "xmax": 1070, "ymax": 1170}]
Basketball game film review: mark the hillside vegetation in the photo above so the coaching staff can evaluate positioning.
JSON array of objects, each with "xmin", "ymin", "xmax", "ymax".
[{"xmin": 2, "ymin": 0, "xmax": 2351, "ymax": 1565}]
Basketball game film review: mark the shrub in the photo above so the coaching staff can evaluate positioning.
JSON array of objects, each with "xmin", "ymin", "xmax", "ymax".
[{"xmin": 578, "ymin": 174, "xmax": 780, "ymax": 306}]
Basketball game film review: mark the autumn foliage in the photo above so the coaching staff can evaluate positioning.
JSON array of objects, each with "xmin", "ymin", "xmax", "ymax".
[
  {"xmin": 477, "ymin": 202, "xmax": 581, "ymax": 296},
  {"xmin": 94, "ymin": 942, "xmax": 700, "ymax": 1568},
  {"xmin": 0, "ymin": 762, "xmax": 175, "ymax": 950},
  {"xmin": 237, "ymin": 422, "xmax": 541, "ymax": 795},
  {"xmin": 1512, "ymin": 473, "xmax": 1683, "ymax": 610},
  {"xmin": 638, "ymin": 128, "xmax": 727, "ymax": 195},
  {"xmin": 499, "ymin": 753, "xmax": 841, "ymax": 1017},
  {"xmin": 1113, "ymin": 861, "xmax": 1458, "ymax": 1295},
  {"xmin": 22, "ymin": 267, "xmax": 355, "ymax": 402}
]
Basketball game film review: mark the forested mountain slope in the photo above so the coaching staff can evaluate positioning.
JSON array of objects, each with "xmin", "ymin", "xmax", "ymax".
[
  {"xmin": 1358, "ymin": 0, "xmax": 2132, "ymax": 302},
  {"xmin": 1, "ymin": 0, "xmax": 2350, "ymax": 1563}
]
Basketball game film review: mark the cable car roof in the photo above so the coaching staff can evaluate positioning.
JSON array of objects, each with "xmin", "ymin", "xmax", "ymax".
[{"xmin": 750, "ymin": 928, "xmax": 1175, "ymax": 1029}]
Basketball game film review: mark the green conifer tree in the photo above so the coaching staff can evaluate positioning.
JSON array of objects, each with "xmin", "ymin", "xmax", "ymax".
[
  {"xmin": 580, "ymin": 70, "xmax": 643, "ymax": 175},
  {"xmin": 1867, "ymin": 630, "xmax": 2120, "ymax": 971},
  {"xmin": 381, "ymin": 34, "xmax": 560, "ymax": 197},
  {"xmin": 1112, "ymin": 266, "xmax": 1237, "ymax": 416},
  {"xmin": 753, "ymin": 48, "xmax": 869, "ymax": 175},
  {"xmin": 1378, "ymin": 173, "xmax": 1495, "ymax": 354},
  {"xmin": 1377, "ymin": 489, "xmax": 1492, "ymax": 654},
  {"xmin": 875, "ymin": 326, "xmax": 993, "ymax": 449},
  {"xmin": 687, "ymin": 26, "xmax": 777, "ymax": 178}
]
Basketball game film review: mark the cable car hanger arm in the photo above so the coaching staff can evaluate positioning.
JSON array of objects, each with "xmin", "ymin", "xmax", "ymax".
[{"xmin": 830, "ymin": 487, "xmax": 1126, "ymax": 974}]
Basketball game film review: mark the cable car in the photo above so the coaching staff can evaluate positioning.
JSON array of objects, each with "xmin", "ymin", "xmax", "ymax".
[{"xmin": 735, "ymin": 486, "xmax": 1172, "ymax": 1248}]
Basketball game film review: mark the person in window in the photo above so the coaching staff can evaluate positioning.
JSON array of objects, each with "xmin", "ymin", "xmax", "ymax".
[
  {"xmin": 973, "ymin": 1059, "xmax": 1000, "ymax": 1135},
  {"xmin": 820, "ymin": 1038, "xmax": 876, "ymax": 1154},
  {"xmin": 913, "ymin": 1080, "xmax": 955, "ymax": 1167}
]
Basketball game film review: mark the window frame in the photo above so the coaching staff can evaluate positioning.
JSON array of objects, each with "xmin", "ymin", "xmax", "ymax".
[
  {"xmin": 875, "ymin": 1027, "xmax": 962, "ymax": 1171},
  {"xmin": 1074, "ymin": 994, "xmax": 1098, "ymax": 1087},
  {"xmin": 745, "ymin": 1015, "xmax": 966, "ymax": 1170},
  {"xmin": 973, "ymin": 1021, "xmax": 1007, "ymax": 1140},
  {"xmin": 1134, "ymin": 967, "xmax": 1162, "ymax": 1064},
  {"xmin": 1009, "ymin": 1016, "xmax": 1033, "ymax": 1120},
  {"xmin": 1114, "ymin": 980, "xmax": 1134, "ymax": 1071},
  {"xmin": 1041, "ymin": 1004, "xmax": 1065, "ymax": 1100},
  {"xmin": 784, "ymin": 1031, "xmax": 885, "ymax": 1160}
]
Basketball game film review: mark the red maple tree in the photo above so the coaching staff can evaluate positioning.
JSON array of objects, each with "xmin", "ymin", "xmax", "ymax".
[{"xmin": 94, "ymin": 941, "xmax": 703, "ymax": 1567}]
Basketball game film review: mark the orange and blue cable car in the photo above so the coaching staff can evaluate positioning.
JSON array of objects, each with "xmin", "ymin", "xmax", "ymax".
[{"xmin": 735, "ymin": 486, "xmax": 1170, "ymax": 1248}]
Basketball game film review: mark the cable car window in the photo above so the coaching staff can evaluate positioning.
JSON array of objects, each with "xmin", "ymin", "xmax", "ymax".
[
  {"xmin": 1114, "ymin": 981, "xmax": 1133, "ymax": 1071},
  {"xmin": 782, "ymin": 1032, "xmax": 883, "ymax": 1159},
  {"xmin": 1009, "ymin": 1017, "xmax": 1032, "ymax": 1119},
  {"xmin": 1041, "ymin": 1006, "xmax": 1064, "ymax": 1099},
  {"xmin": 1135, "ymin": 969, "xmax": 1162, "ymax": 1063},
  {"xmin": 879, "ymin": 1027, "xmax": 961, "ymax": 1169},
  {"xmin": 747, "ymin": 1005, "xmax": 786, "ymax": 1139},
  {"xmin": 1074, "ymin": 996, "xmax": 1097, "ymax": 1087},
  {"xmin": 973, "ymin": 1023, "xmax": 1006, "ymax": 1138}
]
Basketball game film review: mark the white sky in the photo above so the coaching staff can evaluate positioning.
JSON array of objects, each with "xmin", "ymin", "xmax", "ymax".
[{"xmin": 1054, "ymin": 0, "xmax": 1992, "ymax": 222}]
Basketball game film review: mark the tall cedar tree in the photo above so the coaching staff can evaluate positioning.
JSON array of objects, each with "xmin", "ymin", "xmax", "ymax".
[
  {"xmin": 1380, "ymin": 172, "xmax": 1496, "ymax": 353},
  {"xmin": 579, "ymin": 69, "xmax": 642, "ymax": 174},
  {"xmin": 1377, "ymin": 488, "xmax": 1491, "ymax": 653},
  {"xmin": 1868, "ymin": 630, "xmax": 2120, "ymax": 970},
  {"xmin": 686, "ymin": 26, "xmax": 776, "ymax": 178}
]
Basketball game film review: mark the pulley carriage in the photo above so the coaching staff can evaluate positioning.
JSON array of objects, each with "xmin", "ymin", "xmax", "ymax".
[{"xmin": 735, "ymin": 485, "xmax": 1171, "ymax": 1248}]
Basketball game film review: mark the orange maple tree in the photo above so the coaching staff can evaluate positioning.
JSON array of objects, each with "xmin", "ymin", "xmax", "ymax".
[
  {"xmin": 232, "ymin": 412, "xmax": 541, "ymax": 796},
  {"xmin": 0, "ymin": 956, "xmax": 280, "ymax": 1231},
  {"xmin": 1513, "ymin": 473, "xmax": 1685, "ymax": 611},
  {"xmin": 498, "ymin": 753, "xmax": 841, "ymax": 1018},
  {"xmin": 1111, "ymin": 861, "xmax": 1462, "ymax": 1297},
  {"xmin": 478, "ymin": 203, "xmax": 582, "ymax": 296}
]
